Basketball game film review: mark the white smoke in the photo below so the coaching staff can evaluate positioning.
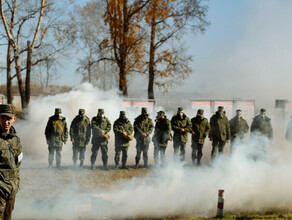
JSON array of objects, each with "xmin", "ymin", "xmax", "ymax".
[{"xmin": 11, "ymin": 83, "xmax": 292, "ymax": 219}]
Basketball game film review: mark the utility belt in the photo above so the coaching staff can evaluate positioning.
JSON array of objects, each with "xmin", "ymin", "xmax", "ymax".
[{"xmin": 0, "ymin": 169, "xmax": 19, "ymax": 180}]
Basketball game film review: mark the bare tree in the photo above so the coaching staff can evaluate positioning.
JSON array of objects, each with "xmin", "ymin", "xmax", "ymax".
[
  {"xmin": 72, "ymin": 0, "xmax": 118, "ymax": 90},
  {"xmin": 0, "ymin": 0, "xmax": 72, "ymax": 109}
]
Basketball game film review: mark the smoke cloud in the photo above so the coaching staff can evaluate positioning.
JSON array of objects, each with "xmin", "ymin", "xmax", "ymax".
[{"xmin": 10, "ymin": 83, "xmax": 292, "ymax": 219}]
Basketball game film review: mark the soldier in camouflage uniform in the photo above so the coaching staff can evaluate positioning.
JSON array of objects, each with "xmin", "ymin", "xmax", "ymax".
[
  {"xmin": 0, "ymin": 104, "xmax": 22, "ymax": 220},
  {"xmin": 45, "ymin": 108, "xmax": 68, "ymax": 167},
  {"xmin": 251, "ymin": 109, "xmax": 273, "ymax": 139},
  {"xmin": 90, "ymin": 109, "xmax": 111, "ymax": 170},
  {"xmin": 285, "ymin": 116, "xmax": 292, "ymax": 143},
  {"xmin": 152, "ymin": 111, "xmax": 171, "ymax": 167},
  {"xmin": 209, "ymin": 106, "xmax": 231, "ymax": 160},
  {"xmin": 229, "ymin": 109, "xmax": 249, "ymax": 152},
  {"xmin": 171, "ymin": 107, "xmax": 192, "ymax": 162},
  {"xmin": 134, "ymin": 108, "xmax": 153, "ymax": 168},
  {"xmin": 191, "ymin": 109, "xmax": 210, "ymax": 166},
  {"xmin": 70, "ymin": 109, "xmax": 91, "ymax": 169},
  {"xmin": 113, "ymin": 111, "xmax": 133, "ymax": 169}
]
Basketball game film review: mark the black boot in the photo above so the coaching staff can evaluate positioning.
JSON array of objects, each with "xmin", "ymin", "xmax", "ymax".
[
  {"xmin": 103, "ymin": 162, "xmax": 109, "ymax": 170},
  {"xmin": 79, "ymin": 161, "xmax": 84, "ymax": 169},
  {"xmin": 121, "ymin": 163, "xmax": 128, "ymax": 169}
]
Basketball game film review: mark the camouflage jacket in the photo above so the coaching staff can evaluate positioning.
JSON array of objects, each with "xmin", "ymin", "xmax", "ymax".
[
  {"xmin": 113, "ymin": 118, "xmax": 133, "ymax": 147},
  {"xmin": 209, "ymin": 112, "xmax": 231, "ymax": 141},
  {"xmin": 91, "ymin": 116, "xmax": 111, "ymax": 145},
  {"xmin": 0, "ymin": 126, "xmax": 22, "ymax": 199},
  {"xmin": 251, "ymin": 115, "xmax": 273, "ymax": 139},
  {"xmin": 152, "ymin": 117, "xmax": 172, "ymax": 147},
  {"xmin": 229, "ymin": 116, "xmax": 249, "ymax": 140},
  {"xmin": 191, "ymin": 116, "xmax": 210, "ymax": 144},
  {"xmin": 171, "ymin": 114, "xmax": 192, "ymax": 143},
  {"xmin": 134, "ymin": 115, "xmax": 153, "ymax": 144},
  {"xmin": 70, "ymin": 115, "xmax": 91, "ymax": 147},
  {"xmin": 45, "ymin": 115, "xmax": 68, "ymax": 147}
]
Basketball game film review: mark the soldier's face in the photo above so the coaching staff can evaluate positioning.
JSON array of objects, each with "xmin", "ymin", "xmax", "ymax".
[
  {"xmin": 236, "ymin": 111, "xmax": 242, "ymax": 118},
  {"xmin": 0, "ymin": 115, "xmax": 16, "ymax": 133}
]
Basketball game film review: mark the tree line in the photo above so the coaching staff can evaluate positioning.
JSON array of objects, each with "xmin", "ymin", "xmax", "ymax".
[{"xmin": 0, "ymin": 0, "xmax": 209, "ymax": 110}]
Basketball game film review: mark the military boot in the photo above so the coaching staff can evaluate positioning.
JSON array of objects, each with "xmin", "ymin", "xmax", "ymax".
[
  {"xmin": 91, "ymin": 163, "xmax": 95, "ymax": 170},
  {"xmin": 135, "ymin": 158, "xmax": 139, "ymax": 168},
  {"xmin": 197, "ymin": 159, "xmax": 201, "ymax": 166},
  {"xmin": 121, "ymin": 163, "xmax": 128, "ymax": 169},
  {"xmin": 103, "ymin": 162, "xmax": 109, "ymax": 170},
  {"xmin": 79, "ymin": 161, "xmax": 84, "ymax": 169}
]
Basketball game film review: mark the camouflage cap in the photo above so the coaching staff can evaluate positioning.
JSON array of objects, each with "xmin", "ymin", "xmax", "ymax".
[
  {"xmin": 141, "ymin": 107, "xmax": 147, "ymax": 113},
  {"xmin": 120, "ymin": 111, "xmax": 126, "ymax": 116},
  {"xmin": 178, "ymin": 107, "xmax": 184, "ymax": 112},
  {"xmin": 197, "ymin": 109, "xmax": 204, "ymax": 114},
  {"xmin": 78, "ymin": 109, "xmax": 85, "ymax": 114},
  {"xmin": 55, "ymin": 108, "xmax": 62, "ymax": 114},
  {"xmin": 218, "ymin": 106, "xmax": 224, "ymax": 112},
  {"xmin": 158, "ymin": 110, "xmax": 165, "ymax": 115},
  {"xmin": 98, "ymin": 109, "xmax": 104, "ymax": 114},
  {"xmin": 0, "ymin": 104, "xmax": 16, "ymax": 118},
  {"xmin": 236, "ymin": 109, "xmax": 242, "ymax": 113},
  {"xmin": 260, "ymin": 108, "xmax": 266, "ymax": 113}
]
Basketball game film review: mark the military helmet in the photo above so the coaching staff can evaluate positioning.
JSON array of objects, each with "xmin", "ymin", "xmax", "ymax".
[
  {"xmin": 236, "ymin": 109, "xmax": 242, "ymax": 113},
  {"xmin": 120, "ymin": 111, "xmax": 126, "ymax": 116},
  {"xmin": 55, "ymin": 108, "xmax": 62, "ymax": 114},
  {"xmin": 260, "ymin": 108, "xmax": 266, "ymax": 113},
  {"xmin": 0, "ymin": 104, "xmax": 16, "ymax": 118}
]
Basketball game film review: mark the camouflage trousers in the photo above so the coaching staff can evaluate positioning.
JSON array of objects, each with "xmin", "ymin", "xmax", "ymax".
[
  {"xmin": 114, "ymin": 145, "xmax": 128, "ymax": 166},
  {"xmin": 0, "ymin": 172, "xmax": 19, "ymax": 220},
  {"xmin": 48, "ymin": 146, "xmax": 62, "ymax": 167},
  {"xmin": 90, "ymin": 144, "xmax": 108, "ymax": 166},
  {"xmin": 135, "ymin": 143, "xmax": 149, "ymax": 166},
  {"xmin": 154, "ymin": 144, "xmax": 166, "ymax": 166},
  {"xmin": 72, "ymin": 145, "xmax": 86, "ymax": 165},
  {"xmin": 211, "ymin": 139, "xmax": 226, "ymax": 160},
  {"xmin": 173, "ymin": 141, "xmax": 186, "ymax": 162},
  {"xmin": 0, "ymin": 196, "xmax": 15, "ymax": 220},
  {"xmin": 191, "ymin": 142, "xmax": 203, "ymax": 165}
]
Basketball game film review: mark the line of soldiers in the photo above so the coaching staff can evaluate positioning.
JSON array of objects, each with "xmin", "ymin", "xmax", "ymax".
[{"xmin": 44, "ymin": 106, "xmax": 274, "ymax": 169}]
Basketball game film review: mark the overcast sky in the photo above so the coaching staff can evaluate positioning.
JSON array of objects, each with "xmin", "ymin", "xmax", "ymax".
[{"xmin": 1, "ymin": 0, "xmax": 292, "ymax": 104}]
